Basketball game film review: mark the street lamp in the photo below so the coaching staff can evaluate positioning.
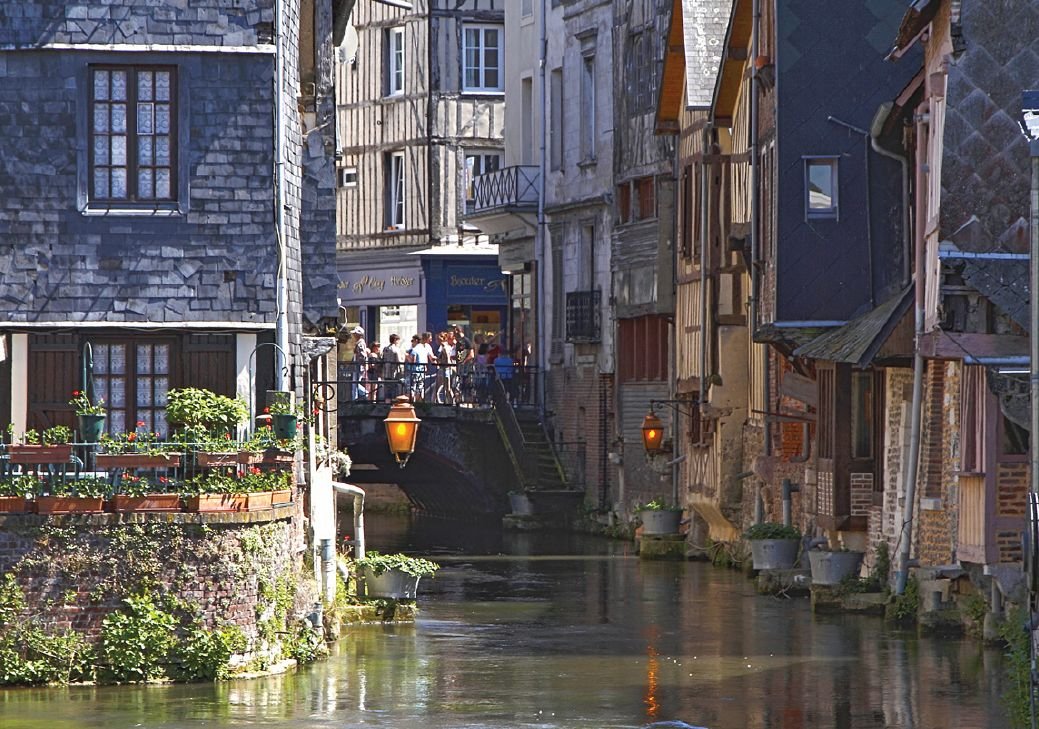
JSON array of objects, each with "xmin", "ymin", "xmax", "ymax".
[
  {"xmin": 641, "ymin": 408, "xmax": 665, "ymax": 455},
  {"xmin": 383, "ymin": 396, "xmax": 421, "ymax": 468}
]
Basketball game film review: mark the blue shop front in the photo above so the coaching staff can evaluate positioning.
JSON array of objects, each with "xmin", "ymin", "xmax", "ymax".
[{"xmin": 417, "ymin": 253, "xmax": 508, "ymax": 345}]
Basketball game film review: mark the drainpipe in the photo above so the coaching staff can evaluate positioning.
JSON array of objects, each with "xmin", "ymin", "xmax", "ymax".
[
  {"xmin": 699, "ymin": 127, "xmax": 709, "ymax": 423},
  {"xmin": 332, "ymin": 480, "xmax": 366, "ymax": 560},
  {"xmin": 274, "ymin": 0, "xmax": 290, "ymax": 391},
  {"xmin": 895, "ymin": 105, "xmax": 928, "ymax": 595},
  {"xmin": 536, "ymin": 0, "xmax": 548, "ymax": 418},
  {"xmin": 1030, "ymin": 142, "xmax": 1039, "ymax": 504},
  {"xmin": 782, "ymin": 478, "xmax": 800, "ymax": 527},
  {"xmin": 750, "ymin": 0, "xmax": 768, "ymax": 458},
  {"xmin": 868, "ymin": 103, "xmax": 912, "ymax": 289},
  {"xmin": 671, "ymin": 132, "xmax": 681, "ymax": 508}
]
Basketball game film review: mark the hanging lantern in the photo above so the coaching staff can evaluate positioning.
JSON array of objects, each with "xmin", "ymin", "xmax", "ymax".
[
  {"xmin": 642, "ymin": 409, "xmax": 664, "ymax": 454},
  {"xmin": 383, "ymin": 396, "xmax": 421, "ymax": 468}
]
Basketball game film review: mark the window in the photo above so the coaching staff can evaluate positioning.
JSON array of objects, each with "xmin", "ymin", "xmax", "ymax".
[
  {"xmin": 1001, "ymin": 414, "xmax": 1031, "ymax": 458},
  {"xmin": 805, "ymin": 157, "xmax": 838, "ymax": 218},
  {"xmin": 522, "ymin": 0, "xmax": 533, "ymax": 17},
  {"xmin": 90, "ymin": 66, "xmax": 176, "ymax": 203},
  {"xmin": 617, "ymin": 316, "xmax": 669, "ymax": 383},
  {"xmin": 616, "ymin": 177, "xmax": 656, "ymax": 224},
  {"xmin": 580, "ymin": 53, "xmax": 596, "ymax": 161},
  {"xmin": 960, "ymin": 366, "xmax": 986, "ymax": 472},
  {"xmin": 850, "ymin": 371, "xmax": 874, "ymax": 459},
  {"xmin": 680, "ymin": 165, "xmax": 692, "ymax": 258},
  {"xmin": 337, "ymin": 166, "xmax": 357, "ymax": 188},
  {"xmin": 626, "ymin": 31, "xmax": 655, "ymax": 115},
  {"xmin": 385, "ymin": 27, "xmax": 405, "ymax": 96},
  {"xmin": 385, "ymin": 151, "xmax": 405, "ymax": 229},
  {"xmin": 521, "ymin": 77, "xmax": 534, "ymax": 165},
  {"xmin": 464, "ymin": 151, "xmax": 501, "ymax": 200},
  {"xmin": 550, "ymin": 68, "xmax": 563, "ymax": 170},
  {"xmin": 617, "ymin": 183, "xmax": 631, "ymax": 224},
  {"xmin": 463, "ymin": 25, "xmax": 503, "ymax": 92},
  {"xmin": 818, "ymin": 368, "xmax": 835, "ymax": 459},
  {"xmin": 92, "ymin": 341, "xmax": 171, "ymax": 437}
]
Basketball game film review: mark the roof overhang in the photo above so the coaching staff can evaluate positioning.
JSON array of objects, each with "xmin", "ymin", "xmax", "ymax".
[
  {"xmin": 793, "ymin": 286, "xmax": 915, "ymax": 367},
  {"xmin": 712, "ymin": 0, "xmax": 751, "ymax": 127}
]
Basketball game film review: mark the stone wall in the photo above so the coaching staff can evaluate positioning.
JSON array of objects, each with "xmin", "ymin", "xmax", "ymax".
[{"xmin": 0, "ymin": 505, "xmax": 312, "ymax": 664}]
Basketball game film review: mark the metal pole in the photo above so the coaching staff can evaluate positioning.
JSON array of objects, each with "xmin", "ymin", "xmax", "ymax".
[
  {"xmin": 1030, "ymin": 149, "xmax": 1039, "ymax": 501},
  {"xmin": 536, "ymin": 0, "xmax": 548, "ymax": 417}
]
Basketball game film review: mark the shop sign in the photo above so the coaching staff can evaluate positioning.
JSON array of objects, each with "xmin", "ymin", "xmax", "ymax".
[
  {"xmin": 446, "ymin": 265, "xmax": 507, "ymax": 301},
  {"xmin": 337, "ymin": 267, "xmax": 423, "ymax": 303}
]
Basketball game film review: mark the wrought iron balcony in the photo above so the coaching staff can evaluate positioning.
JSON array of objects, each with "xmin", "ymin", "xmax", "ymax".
[
  {"xmin": 467, "ymin": 165, "xmax": 540, "ymax": 217},
  {"xmin": 566, "ymin": 290, "xmax": 601, "ymax": 343}
]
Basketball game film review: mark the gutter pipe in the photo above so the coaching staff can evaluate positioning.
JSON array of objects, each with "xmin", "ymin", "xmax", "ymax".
[
  {"xmin": 750, "ymin": 0, "xmax": 768, "ymax": 460},
  {"xmin": 537, "ymin": 0, "xmax": 548, "ymax": 418},
  {"xmin": 274, "ymin": 0, "xmax": 290, "ymax": 391},
  {"xmin": 332, "ymin": 481, "xmax": 366, "ymax": 560}
]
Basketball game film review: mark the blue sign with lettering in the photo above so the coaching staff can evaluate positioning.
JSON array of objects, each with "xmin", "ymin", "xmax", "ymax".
[{"xmin": 444, "ymin": 264, "xmax": 507, "ymax": 302}]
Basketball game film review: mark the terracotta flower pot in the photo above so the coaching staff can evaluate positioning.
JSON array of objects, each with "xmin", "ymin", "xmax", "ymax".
[
  {"xmin": 0, "ymin": 496, "xmax": 32, "ymax": 513},
  {"xmin": 36, "ymin": 496, "xmax": 105, "ymax": 514},
  {"xmin": 196, "ymin": 452, "xmax": 240, "ymax": 467},
  {"xmin": 97, "ymin": 453, "xmax": 183, "ymax": 469},
  {"xmin": 246, "ymin": 491, "xmax": 274, "ymax": 511},
  {"xmin": 111, "ymin": 494, "xmax": 182, "ymax": 512},
  {"xmin": 270, "ymin": 488, "xmax": 293, "ymax": 506},
  {"xmin": 185, "ymin": 493, "xmax": 247, "ymax": 512},
  {"xmin": 238, "ymin": 450, "xmax": 294, "ymax": 466},
  {"xmin": 8, "ymin": 445, "xmax": 73, "ymax": 465}
]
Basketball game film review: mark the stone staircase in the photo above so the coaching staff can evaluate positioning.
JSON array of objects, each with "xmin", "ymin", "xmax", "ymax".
[{"xmin": 515, "ymin": 411, "xmax": 568, "ymax": 490}]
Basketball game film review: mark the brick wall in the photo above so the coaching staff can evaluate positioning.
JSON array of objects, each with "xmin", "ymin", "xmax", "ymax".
[
  {"xmin": 850, "ymin": 472, "xmax": 873, "ymax": 517},
  {"xmin": 0, "ymin": 506, "xmax": 310, "ymax": 663},
  {"xmin": 997, "ymin": 461, "xmax": 1028, "ymax": 563}
]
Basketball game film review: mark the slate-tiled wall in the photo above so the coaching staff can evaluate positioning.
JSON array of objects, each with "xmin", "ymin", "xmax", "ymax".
[
  {"xmin": 0, "ymin": 1, "xmax": 274, "ymax": 48},
  {"xmin": 0, "ymin": 50, "xmax": 279, "ymax": 323}
]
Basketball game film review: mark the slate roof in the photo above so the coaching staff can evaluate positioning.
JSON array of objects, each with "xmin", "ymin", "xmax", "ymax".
[
  {"xmin": 959, "ymin": 258, "xmax": 1031, "ymax": 331},
  {"xmin": 681, "ymin": 0, "xmax": 733, "ymax": 109},
  {"xmin": 794, "ymin": 286, "xmax": 914, "ymax": 367}
]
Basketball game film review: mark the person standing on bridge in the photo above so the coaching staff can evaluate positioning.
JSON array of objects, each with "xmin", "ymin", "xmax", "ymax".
[
  {"xmin": 350, "ymin": 326, "xmax": 370, "ymax": 401},
  {"xmin": 383, "ymin": 334, "xmax": 403, "ymax": 402}
]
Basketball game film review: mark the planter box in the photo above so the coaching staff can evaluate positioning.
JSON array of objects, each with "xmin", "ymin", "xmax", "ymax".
[
  {"xmin": 362, "ymin": 567, "xmax": 421, "ymax": 599},
  {"xmin": 750, "ymin": 539, "xmax": 801, "ymax": 570},
  {"xmin": 270, "ymin": 488, "xmax": 293, "ymax": 507},
  {"xmin": 238, "ymin": 450, "xmax": 294, "ymax": 466},
  {"xmin": 36, "ymin": 496, "xmax": 105, "ymax": 514},
  {"xmin": 0, "ymin": 496, "xmax": 32, "ymax": 513},
  {"xmin": 809, "ymin": 550, "xmax": 865, "ymax": 586},
  {"xmin": 196, "ymin": 452, "xmax": 239, "ymax": 467},
  {"xmin": 508, "ymin": 492, "xmax": 535, "ymax": 516},
  {"xmin": 111, "ymin": 494, "xmax": 182, "ymax": 512},
  {"xmin": 639, "ymin": 509, "xmax": 683, "ymax": 536},
  {"xmin": 8, "ymin": 445, "xmax": 73, "ymax": 465},
  {"xmin": 97, "ymin": 453, "xmax": 183, "ymax": 469},
  {"xmin": 185, "ymin": 493, "xmax": 247, "ymax": 512},
  {"xmin": 246, "ymin": 491, "xmax": 274, "ymax": 511}
]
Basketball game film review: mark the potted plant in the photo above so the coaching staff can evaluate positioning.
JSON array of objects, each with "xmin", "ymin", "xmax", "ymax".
[
  {"xmin": 182, "ymin": 472, "xmax": 248, "ymax": 513},
  {"xmin": 239, "ymin": 426, "xmax": 295, "ymax": 466},
  {"xmin": 8, "ymin": 427, "xmax": 75, "ymax": 464},
  {"xmin": 744, "ymin": 523, "xmax": 802, "ymax": 570},
  {"xmin": 266, "ymin": 395, "xmax": 305, "ymax": 441},
  {"xmin": 69, "ymin": 390, "xmax": 106, "ymax": 443},
  {"xmin": 166, "ymin": 387, "xmax": 249, "ymax": 439},
  {"xmin": 637, "ymin": 498, "xmax": 683, "ymax": 536},
  {"xmin": 0, "ymin": 475, "xmax": 36, "ymax": 513},
  {"xmin": 111, "ymin": 475, "xmax": 182, "ymax": 513},
  {"xmin": 239, "ymin": 467, "xmax": 293, "ymax": 510},
  {"xmin": 36, "ymin": 476, "xmax": 108, "ymax": 514},
  {"xmin": 355, "ymin": 551, "xmax": 440, "ymax": 600},
  {"xmin": 96, "ymin": 424, "xmax": 183, "ymax": 469},
  {"xmin": 809, "ymin": 545, "xmax": 865, "ymax": 586}
]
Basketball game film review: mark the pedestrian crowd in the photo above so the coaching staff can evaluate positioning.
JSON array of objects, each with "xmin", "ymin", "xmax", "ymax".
[{"xmin": 346, "ymin": 325, "xmax": 529, "ymax": 405}]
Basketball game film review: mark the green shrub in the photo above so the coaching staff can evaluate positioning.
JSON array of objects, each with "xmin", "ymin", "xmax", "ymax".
[
  {"xmin": 636, "ymin": 498, "xmax": 681, "ymax": 512},
  {"xmin": 355, "ymin": 551, "xmax": 440, "ymax": 578},
  {"xmin": 743, "ymin": 522, "xmax": 801, "ymax": 541},
  {"xmin": 166, "ymin": 388, "xmax": 248, "ymax": 434},
  {"xmin": 173, "ymin": 625, "xmax": 246, "ymax": 682},
  {"xmin": 999, "ymin": 607, "xmax": 1033, "ymax": 729},
  {"xmin": 100, "ymin": 594, "xmax": 178, "ymax": 682}
]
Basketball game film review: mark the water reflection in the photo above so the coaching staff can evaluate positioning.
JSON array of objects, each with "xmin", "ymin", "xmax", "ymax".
[{"xmin": 0, "ymin": 514, "xmax": 1009, "ymax": 729}]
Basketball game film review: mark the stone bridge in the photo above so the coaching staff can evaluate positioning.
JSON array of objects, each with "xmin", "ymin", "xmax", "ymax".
[{"xmin": 338, "ymin": 402, "xmax": 522, "ymax": 516}]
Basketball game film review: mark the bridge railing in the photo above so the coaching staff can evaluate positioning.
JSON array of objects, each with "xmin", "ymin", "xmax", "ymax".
[{"xmin": 335, "ymin": 361, "xmax": 539, "ymax": 409}]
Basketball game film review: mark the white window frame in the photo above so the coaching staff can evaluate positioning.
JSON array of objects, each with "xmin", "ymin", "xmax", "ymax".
[
  {"xmin": 338, "ymin": 166, "xmax": 357, "ymax": 188},
  {"xmin": 462, "ymin": 24, "xmax": 504, "ymax": 93},
  {"xmin": 386, "ymin": 27, "xmax": 405, "ymax": 97},
  {"xmin": 464, "ymin": 151, "xmax": 502, "ymax": 200},
  {"xmin": 386, "ymin": 151, "xmax": 405, "ymax": 230},
  {"xmin": 580, "ymin": 52, "xmax": 597, "ymax": 163},
  {"xmin": 804, "ymin": 156, "xmax": 839, "ymax": 220}
]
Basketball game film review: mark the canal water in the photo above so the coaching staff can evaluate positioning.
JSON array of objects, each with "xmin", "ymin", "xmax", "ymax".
[{"xmin": 0, "ymin": 514, "xmax": 1010, "ymax": 728}]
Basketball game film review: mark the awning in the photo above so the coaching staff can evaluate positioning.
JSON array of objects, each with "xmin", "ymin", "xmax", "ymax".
[{"xmin": 794, "ymin": 285, "xmax": 914, "ymax": 367}]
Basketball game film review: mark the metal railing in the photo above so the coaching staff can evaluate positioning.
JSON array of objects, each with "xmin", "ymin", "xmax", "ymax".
[
  {"xmin": 336, "ymin": 361, "xmax": 540, "ymax": 409},
  {"xmin": 467, "ymin": 165, "xmax": 540, "ymax": 216},
  {"xmin": 566, "ymin": 290, "xmax": 601, "ymax": 342},
  {"xmin": 553, "ymin": 441, "xmax": 586, "ymax": 489}
]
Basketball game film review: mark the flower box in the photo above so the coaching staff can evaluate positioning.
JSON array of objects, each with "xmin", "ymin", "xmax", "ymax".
[
  {"xmin": 196, "ymin": 452, "xmax": 240, "ymax": 467},
  {"xmin": 111, "ymin": 494, "xmax": 182, "ymax": 513},
  {"xmin": 8, "ymin": 445, "xmax": 73, "ymax": 465},
  {"xmin": 246, "ymin": 491, "xmax": 274, "ymax": 511},
  {"xmin": 185, "ymin": 493, "xmax": 248, "ymax": 512},
  {"xmin": 238, "ymin": 450, "xmax": 294, "ymax": 466},
  {"xmin": 0, "ymin": 496, "xmax": 32, "ymax": 513},
  {"xmin": 270, "ymin": 488, "xmax": 293, "ymax": 507},
  {"xmin": 36, "ymin": 496, "xmax": 105, "ymax": 514},
  {"xmin": 96, "ymin": 453, "xmax": 183, "ymax": 469}
]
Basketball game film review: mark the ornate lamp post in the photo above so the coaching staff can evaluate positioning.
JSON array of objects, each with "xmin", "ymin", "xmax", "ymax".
[{"xmin": 383, "ymin": 396, "xmax": 421, "ymax": 468}]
